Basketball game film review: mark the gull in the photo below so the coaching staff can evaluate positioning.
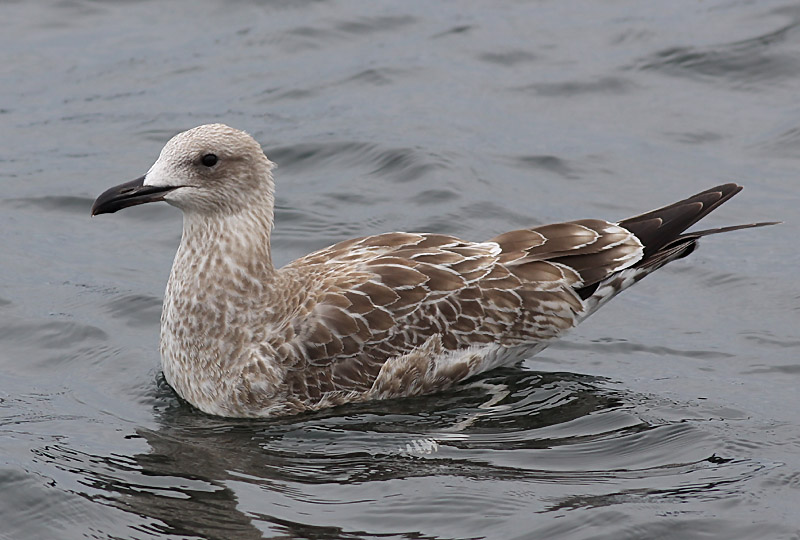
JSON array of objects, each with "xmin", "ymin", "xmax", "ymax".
[{"xmin": 91, "ymin": 124, "xmax": 775, "ymax": 418}]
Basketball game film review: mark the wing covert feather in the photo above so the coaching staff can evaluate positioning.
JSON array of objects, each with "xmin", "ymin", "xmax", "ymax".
[{"xmin": 277, "ymin": 223, "xmax": 644, "ymax": 392}]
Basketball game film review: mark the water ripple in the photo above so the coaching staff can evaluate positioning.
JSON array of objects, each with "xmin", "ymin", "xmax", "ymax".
[
  {"xmin": 477, "ymin": 50, "xmax": 537, "ymax": 66},
  {"xmin": 0, "ymin": 318, "xmax": 107, "ymax": 351},
  {"xmin": 515, "ymin": 77, "xmax": 635, "ymax": 97},
  {"xmin": 5, "ymin": 365, "xmax": 784, "ymax": 539},
  {"xmin": 104, "ymin": 294, "xmax": 162, "ymax": 329},
  {"xmin": 635, "ymin": 18, "xmax": 800, "ymax": 87},
  {"xmin": 278, "ymin": 14, "xmax": 417, "ymax": 51},
  {"xmin": 3, "ymin": 195, "xmax": 93, "ymax": 215},
  {"xmin": 507, "ymin": 154, "xmax": 581, "ymax": 180},
  {"xmin": 555, "ymin": 339, "xmax": 734, "ymax": 360},
  {"xmin": 268, "ymin": 141, "xmax": 443, "ymax": 183},
  {"xmin": 335, "ymin": 15, "xmax": 417, "ymax": 36}
]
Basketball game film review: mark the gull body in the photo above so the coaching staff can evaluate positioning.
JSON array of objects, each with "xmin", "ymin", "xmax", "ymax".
[{"xmin": 92, "ymin": 124, "xmax": 774, "ymax": 418}]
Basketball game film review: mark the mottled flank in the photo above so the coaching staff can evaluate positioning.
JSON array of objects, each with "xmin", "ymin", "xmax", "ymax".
[{"xmin": 91, "ymin": 124, "xmax": 776, "ymax": 418}]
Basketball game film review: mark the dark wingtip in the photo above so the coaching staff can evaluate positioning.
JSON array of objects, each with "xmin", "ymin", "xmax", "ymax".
[
  {"xmin": 619, "ymin": 183, "xmax": 751, "ymax": 259},
  {"xmin": 90, "ymin": 199, "xmax": 104, "ymax": 217},
  {"xmin": 688, "ymin": 220, "xmax": 781, "ymax": 237}
]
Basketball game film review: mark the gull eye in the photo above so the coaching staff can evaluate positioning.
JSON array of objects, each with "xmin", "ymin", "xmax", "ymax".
[{"xmin": 201, "ymin": 154, "xmax": 218, "ymax": 167}]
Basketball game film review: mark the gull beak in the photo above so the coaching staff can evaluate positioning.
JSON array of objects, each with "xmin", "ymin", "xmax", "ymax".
[{"xmin": 91, "ymin": 175, "xmax": 178, "ymax": 216}]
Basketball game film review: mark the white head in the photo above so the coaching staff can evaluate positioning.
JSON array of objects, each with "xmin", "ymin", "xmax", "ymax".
[{"xmin": 92, "ymin": 124, "xmax": 276, "ymax": 218}]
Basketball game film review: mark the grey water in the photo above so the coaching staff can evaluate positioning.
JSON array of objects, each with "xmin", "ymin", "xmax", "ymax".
[{"xmin": 1, "ymin": 1, "xmax": 799, "ymax": 538}]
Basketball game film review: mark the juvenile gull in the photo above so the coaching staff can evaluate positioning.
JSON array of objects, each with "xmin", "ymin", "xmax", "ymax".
[{"xmin": 91, "ymin": 124, "xmax": 775, "ymax": 418}]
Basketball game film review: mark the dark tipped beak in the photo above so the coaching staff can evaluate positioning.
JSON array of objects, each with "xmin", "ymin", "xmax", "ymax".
[{"xmin": 91, "ymin": 175, "xmax": 178, "ymax": 216}]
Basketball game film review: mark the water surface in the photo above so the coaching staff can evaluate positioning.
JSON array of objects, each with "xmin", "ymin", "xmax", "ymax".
[{"xmin": 1, "ymin": 1, "xmax": 799, "ymax": 539}]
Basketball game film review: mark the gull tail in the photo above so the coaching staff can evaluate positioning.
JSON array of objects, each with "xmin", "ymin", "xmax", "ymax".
[
  {"xmin": 618, "ymin": 183, "xmax": 778, "ymax": 271},
  {"xmin": 576, "ymin": 183, "xmax": 778, "ymax": 312}
]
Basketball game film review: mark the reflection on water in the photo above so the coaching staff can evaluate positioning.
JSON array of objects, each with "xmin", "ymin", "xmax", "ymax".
[
  {"xmin": 2, "ymin": 0, "xmax": 799, "ymax": 538},
  {"xmin": 22, "ymin": 371, "xmax": 780, "ymax": 539}
]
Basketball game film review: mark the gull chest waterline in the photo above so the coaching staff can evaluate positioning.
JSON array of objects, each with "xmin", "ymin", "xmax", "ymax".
[{"xmin": 160, "ymin": 209, "xmax": 288, "ymax": 416}]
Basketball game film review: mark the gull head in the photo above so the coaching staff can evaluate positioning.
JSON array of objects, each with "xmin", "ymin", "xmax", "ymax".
[{"xmin": 91, "ymin": 124, "xmax": 275, "ymax": 217}]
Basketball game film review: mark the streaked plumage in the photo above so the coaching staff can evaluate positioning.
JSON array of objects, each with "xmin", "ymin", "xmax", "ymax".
[{"xmin": 91, "ymin": 124, "xmax": 775, "ymax": 418}]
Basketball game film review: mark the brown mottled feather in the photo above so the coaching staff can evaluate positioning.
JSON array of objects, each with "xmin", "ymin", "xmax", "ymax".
[
  {"xmin": 94, "ymin": 126, "xmax": 774, "ymax": 418},
  {"xmin": 275, "ymin": 221, "xmax": 637, "ymax": 401},
  {"xmin": 272, "ymin": 185, "xmax": 774, "ymax": 412}
]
